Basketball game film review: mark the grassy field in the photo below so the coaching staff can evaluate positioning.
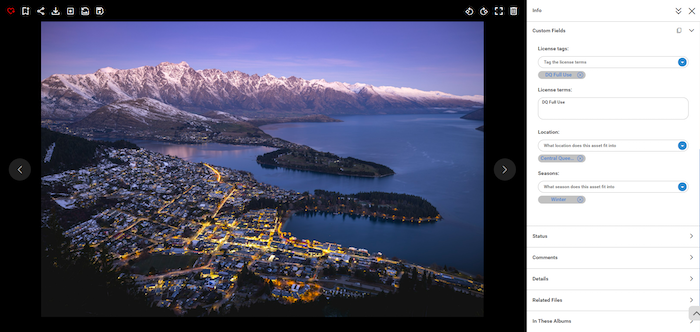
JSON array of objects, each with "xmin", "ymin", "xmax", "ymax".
[{"xmin": 132, "ymin": 253, "xmax": 201, "ymax": 275}]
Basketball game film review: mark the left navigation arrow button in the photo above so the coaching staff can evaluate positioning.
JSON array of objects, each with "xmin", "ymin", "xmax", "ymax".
[{"xmin": 9, "ymin": 158, "xmax": 30, "ymax": 181}]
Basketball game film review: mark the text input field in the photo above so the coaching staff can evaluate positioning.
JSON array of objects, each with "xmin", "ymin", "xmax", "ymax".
[
  {"xmin": 538, "ymin": 181, "xmax": 687, "ymax": 193},
  {"xmin": 538, "ymin": 56, "xmax": 687, "ymax": 68},
  {"xmin": 538, "ymin": 97, "xmax": 688, "ymax": 120},
  {"xmin": 538, "ymin": 139, "xmax": 687, "ymax": 152}
]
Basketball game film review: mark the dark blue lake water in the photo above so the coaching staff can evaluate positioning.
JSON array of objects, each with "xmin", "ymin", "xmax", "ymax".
[{"xmin": 133, "ymin": 113, "xmax": 483, "ymax": 276}]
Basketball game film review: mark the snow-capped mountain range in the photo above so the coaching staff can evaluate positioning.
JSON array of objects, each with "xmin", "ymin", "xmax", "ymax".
[{"xmin": 41, "ymin": 61, "xmax": 483, "ymax": 120}]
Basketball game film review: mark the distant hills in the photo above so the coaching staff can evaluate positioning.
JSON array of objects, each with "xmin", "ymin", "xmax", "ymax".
[
  {"xmin": 460, "ymin": 107, "xmax": 484, "ymax": 131},
  {"xmin": 68, "ymin": 97, "xmax": 267, "ymax": 138},
  {"xmin": 41, "ymin": 61, "xmax": 483, "ymax": 121},
  {"xmin": 460, "ymin": 107, "xmax": 483, "ymax": 121}
]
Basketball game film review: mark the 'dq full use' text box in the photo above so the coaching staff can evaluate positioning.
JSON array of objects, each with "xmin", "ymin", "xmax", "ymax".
[{"xmin": 538, "ymin": 97, "xmax": 688, "ymax": 120}]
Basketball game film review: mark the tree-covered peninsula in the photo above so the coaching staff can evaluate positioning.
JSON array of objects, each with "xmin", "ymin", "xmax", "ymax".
[
  {"xmin": 305, "ymin": 190, "xmax": 441, "ymax": 222},
  {"xmin": 256, "ymin": 148, "xmax": 395, "ymax": 178},
  {"xmin": 239, "ymin": 190, "xmax": 440, "ymax": 223}
]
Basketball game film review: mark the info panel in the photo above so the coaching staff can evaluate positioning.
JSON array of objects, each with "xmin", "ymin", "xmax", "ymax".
[{"xmin": 526, "ymin": 1, "xmax": 700, "ymax": 331}]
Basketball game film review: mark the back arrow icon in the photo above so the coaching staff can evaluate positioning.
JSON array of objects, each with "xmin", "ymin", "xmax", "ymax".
[{"xmin": 17, "ymin": 165, "xmax": 22, "ymax": 174}]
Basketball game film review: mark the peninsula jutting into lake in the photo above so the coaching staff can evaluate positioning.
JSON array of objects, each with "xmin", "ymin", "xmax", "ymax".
[
  {"xmin": 256, "ymin": 148, "xmax": 395, "ymax": 178},
  {"xmin": 305, "ymin": 190, "xmax": 441, "ymax": 222}
]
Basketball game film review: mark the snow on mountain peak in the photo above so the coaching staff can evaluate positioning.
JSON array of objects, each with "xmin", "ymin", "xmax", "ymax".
[
  {"xmin": 305, "ymin": 79, "xmax": 356, "ymax": 95},
  {"xmin": 347, "ymin": 82, "xmax": 368, "ymax": 93},
  {"xmin": 157, "ymin": 61, "xmax": 190, "ymax": 68},
  {"xmin": 371, "ymin": 85, "xmax": 481, "ymax": 102},
  {"xmin": 99, "ymin": 67, "xmax": 119, "ymax": 74},
  {"xmin": 462, "ymin": 95, "xmax": 484, "ymax": 103}
]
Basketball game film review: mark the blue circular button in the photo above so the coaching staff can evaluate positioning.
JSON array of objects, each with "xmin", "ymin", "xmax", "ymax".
[
  {"xmin": 678, "ymin": 58, "xmax": 687, "ymax": 67},
  {"xmin": 678, "ymin": 182, "xmax": 687, "ymax": 191},
  {"xmin": 679, "ymin": 141, "xmax": 687, "ymax": 150}
]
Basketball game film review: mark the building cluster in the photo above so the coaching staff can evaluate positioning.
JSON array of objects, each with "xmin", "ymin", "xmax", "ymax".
[
  {"xmin": 43, "ymin": 148, "xmax": 298, "ymax": 256},
  {"xmin": 42, "ymin": 147, "xmax": 482, "ymax": 315}
]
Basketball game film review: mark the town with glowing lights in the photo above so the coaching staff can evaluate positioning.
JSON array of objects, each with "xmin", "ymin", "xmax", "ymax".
[{"xmin": 41, "ymin": 147, "xmax": 483, "ymax": 316}]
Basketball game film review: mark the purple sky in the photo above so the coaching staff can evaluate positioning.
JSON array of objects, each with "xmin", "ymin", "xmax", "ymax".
[{"xmin": 41, "ymin": 21, "xmax": 483, "ymax": 97}]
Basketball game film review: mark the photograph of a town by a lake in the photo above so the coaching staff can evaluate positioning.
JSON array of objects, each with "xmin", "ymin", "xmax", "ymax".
[{"xmin": 40, "ymin": 21, "xmax": 484, "ymax": 317}]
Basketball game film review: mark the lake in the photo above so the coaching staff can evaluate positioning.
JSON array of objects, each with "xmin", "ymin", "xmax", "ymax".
[{"xmin": 132, "ymin": 113, "xmax": 484, "ymax": 276}]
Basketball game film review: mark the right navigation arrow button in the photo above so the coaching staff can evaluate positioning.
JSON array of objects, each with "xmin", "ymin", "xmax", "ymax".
[{"xmin": 494, "ymin": 158, "xmax": 516, "ymax": 181}]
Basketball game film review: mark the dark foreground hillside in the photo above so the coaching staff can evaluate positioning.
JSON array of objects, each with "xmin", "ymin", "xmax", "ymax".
[{"xmin": 40, "ymin": 127, "xmax": 139, "ymax": 176}]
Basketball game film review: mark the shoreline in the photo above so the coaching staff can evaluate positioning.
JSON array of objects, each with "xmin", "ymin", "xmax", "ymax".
[
  {"xmin": 295, "ymin": 209, "xmax": 441, "ymax": 223},
  {"xmin": 277, "ymin": 209, "xmax": 295, "ymax": 232}
]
